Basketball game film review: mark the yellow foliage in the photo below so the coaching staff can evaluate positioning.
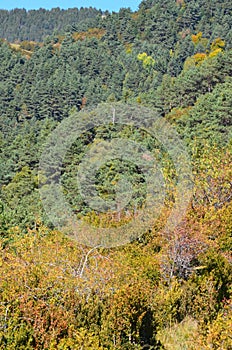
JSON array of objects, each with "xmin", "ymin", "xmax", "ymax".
[
  {"xmin": 196, "ymin": 299, "xmax": 232, "ymax": 349},
  {"xmin": 137, "ymin": 52, "xmax": 148, "ymax": 61},
  {"xmin": 184, "ymin": 36, "xmax": 225, "ymax": 69},
  {"xmin": 211, "ymin": 37, "xmax": 225, "ymax": 51},
  {"xmin": 137, "ymin": 52, "xmax": 155, "ymax": 68},
  {"xmin": 125, "ymin": 42, "xmax": 132, "ymax": 54},
  {"xmin": 205, "ymin": 310, "xmax": 232, "ymax": 349},
  {"xmin": 209, "ymin": 47, "xmax": 223, "ymax": 58}
]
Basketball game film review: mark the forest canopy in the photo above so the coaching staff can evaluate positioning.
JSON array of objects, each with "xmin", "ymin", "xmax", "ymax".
[{"xmin": 0, "ymin": 0, "xmax": 231, "ymax": 348}]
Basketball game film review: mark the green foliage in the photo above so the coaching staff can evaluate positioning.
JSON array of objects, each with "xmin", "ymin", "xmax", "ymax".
[
  {"xmin": 0, "ymin": 7, "xmax": 101, "ymax": 42},
  {"xmin": 0, "ymin": 0, "xmax": 231, "ymax": 348}
]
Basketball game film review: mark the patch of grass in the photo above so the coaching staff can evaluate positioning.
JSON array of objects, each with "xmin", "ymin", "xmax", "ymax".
[{"xmin": 157, "ymin": 316, "xmax": 199, "ymax": 350}]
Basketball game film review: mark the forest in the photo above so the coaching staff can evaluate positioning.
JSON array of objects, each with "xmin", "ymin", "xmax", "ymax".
[{"xmin": 0, "ymin": 0, "xmax": 231, "ymax": 348}]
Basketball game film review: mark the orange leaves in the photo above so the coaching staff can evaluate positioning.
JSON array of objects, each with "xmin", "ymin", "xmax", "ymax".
[
  {"xmin": 184, "ymin": 52, "xmax": 207, "ymax": 69},
  {"xmin": 193, "ymin": 52, "xmax": 207, "ymax": 63},
  {"xmin": 166, "ymin": 107, "xmax": 192, "ymax": 122},
  {"xmin": 185, "ymin": 35, "xmax": 225, "ymax": 70},
  {"xmin": 191, "ymin": 32, "xmax": 203, "ymax": 45},
  {"xmin": 0, "ymin": 230, "xmax": 104, "ymax": 347},
  {"xmin": 72, "ymin": 28, "xmax": 106, "ymax": 41},
  {"xmin": 100, "ymin": 281, "xmax": 155, "ymax": 346}
]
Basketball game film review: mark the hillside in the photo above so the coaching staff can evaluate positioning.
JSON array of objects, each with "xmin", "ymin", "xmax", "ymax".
[
  {"xmin": 0, "ymin": 7, "xmax": 102, "ymax": 42},
  {"xmin": 0, "ymin": 0, "xmax": 231, "ymax": 349}
]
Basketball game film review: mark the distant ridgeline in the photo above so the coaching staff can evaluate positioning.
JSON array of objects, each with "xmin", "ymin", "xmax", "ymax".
[
  {"xmin": 0, "ymin": 0, "xmax": 231, "ymax": 43},
  {"xmin": 0, "ymin": 7, "xmax": 103, "ymax": 42}
]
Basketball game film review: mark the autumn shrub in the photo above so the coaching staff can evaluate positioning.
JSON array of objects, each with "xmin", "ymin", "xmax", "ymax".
[
  {"xmin": 180, "ymin": 249, "xmax": 232, "ymax": 323},
  {"xmin": 196, "ymin": 298, "xmax": 232, "ymax": 349}
]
